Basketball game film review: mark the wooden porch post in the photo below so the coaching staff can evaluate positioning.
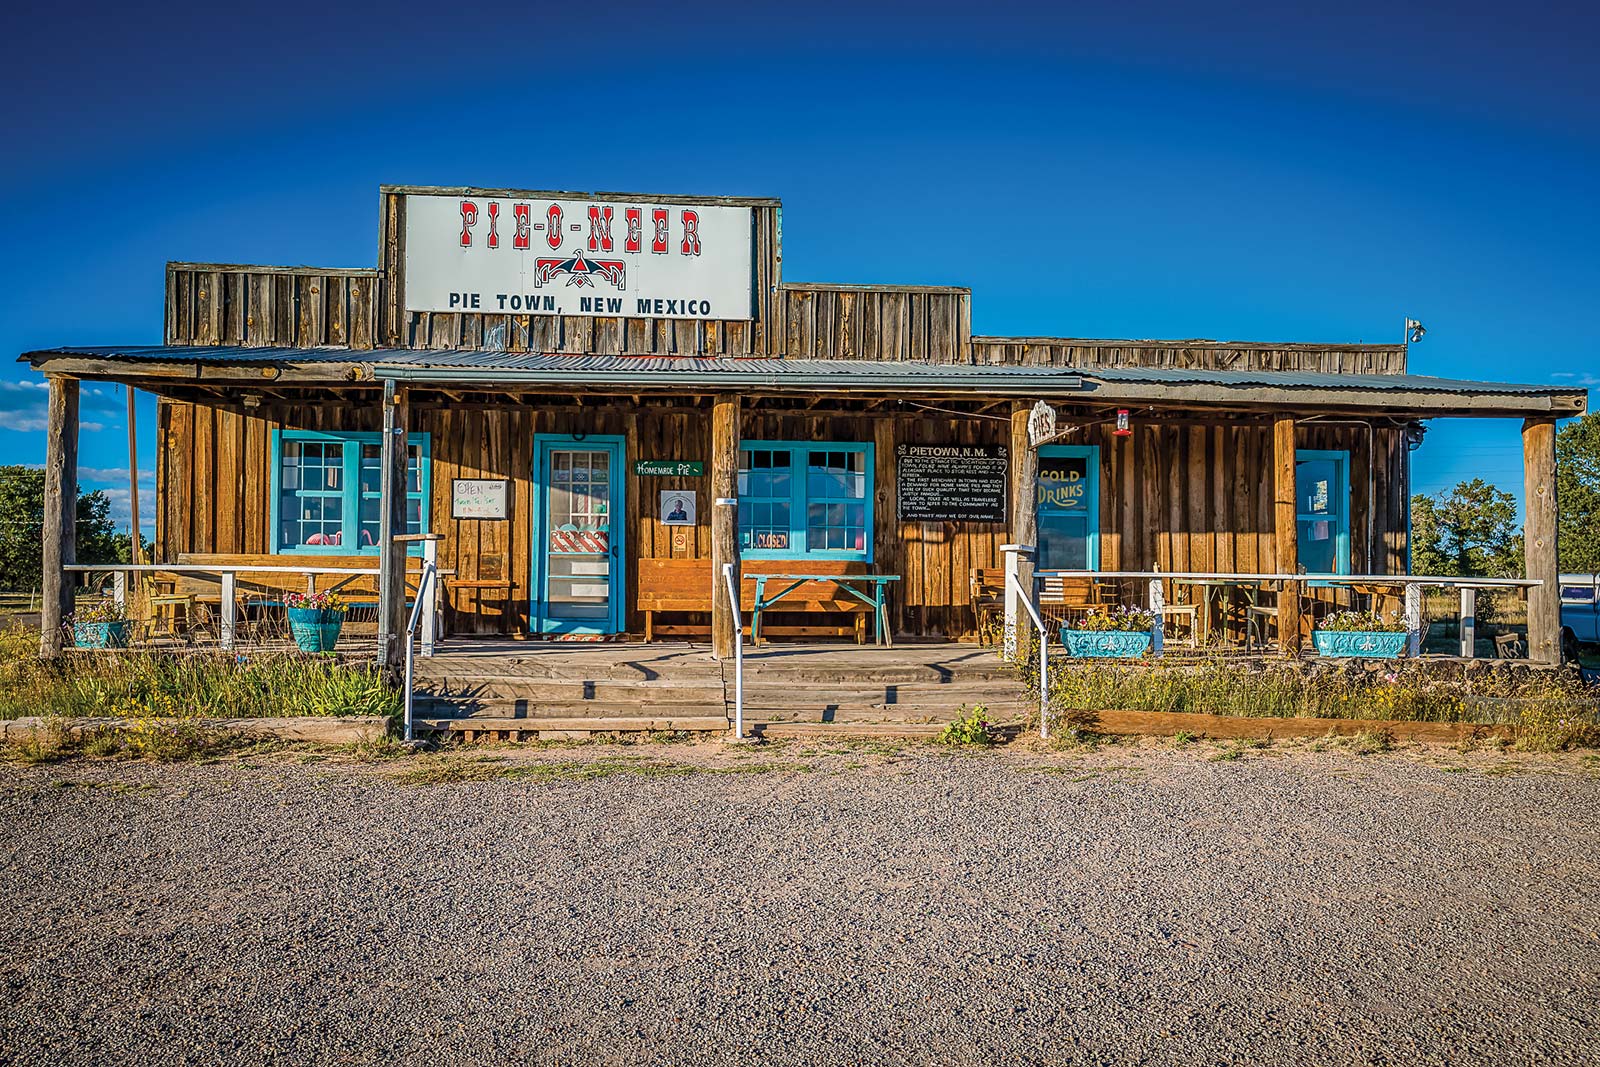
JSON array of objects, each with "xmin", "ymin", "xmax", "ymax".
[
  {"xmin": 710, "ymin": 393, "xmax": 741, "ymax": 660},
  {"xmin": 1522, "ymin": 417, "xmax": 1559, "ymax": 664},
  {"xmin": 1008, "ymin": 402, "xmax": 1038, "ymax": 662},
  {"xmin": 40, "ymin": 376, "xmax": 79, "ymax": 658},
  {"xmin": 1273, "ymin": 415, "xmax": 1302, "ymax": 655},
  {"xmin": 377, "ymin": 380, "xmax": 410, "ymax": 675}
]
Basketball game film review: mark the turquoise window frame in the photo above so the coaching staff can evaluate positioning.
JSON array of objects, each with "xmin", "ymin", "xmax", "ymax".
[
  {"xmin": 738, "ymin": 440, "xmax": 875, "ymax": 563},
  {"xmin": 1035, "ymin": 444, "xmax": 1101, "ymax": 571},
  {"xmin": 269, "ymin": 429, "xmax": 431, "ymax": 556},
  {"xmin": 1294, "ymin": 449, "xmax": 1351, "ymax": 576}
]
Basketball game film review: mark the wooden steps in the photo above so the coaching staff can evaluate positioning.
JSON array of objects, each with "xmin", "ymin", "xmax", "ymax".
[
  {"xmin": 410, "ymin": 640, "xmax": 1027, "ymax": 741},
  {"xmin": 414, "ymin": 715, "xmax": 729, "ymax": 740}
]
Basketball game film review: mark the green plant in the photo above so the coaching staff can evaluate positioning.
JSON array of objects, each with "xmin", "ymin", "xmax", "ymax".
[
  {"xmin": 68, "ymin": 601, "xmax": 127, "ymax": 624},
  {"xmin": 1347, "ymin": 730, "xmax": 1394, "ymax": 755},
  {"xmin": 283, "ymin": 590, "xmax": 349, "ymax": 612},
  {"xmin": 1318, "ymin": 610, "xmax": 1405, "ymax": 634},
  {"xmin": 1072, "ymin": 605, "xmax": 1158, "ymax": 633},
  {"xmin": 936, "ymin": 705, "xmax": 998, "ymax": 746}
]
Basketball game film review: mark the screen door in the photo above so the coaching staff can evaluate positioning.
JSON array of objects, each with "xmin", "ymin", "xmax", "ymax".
[{"xmin": 533, "ymin": 435, "xmax": 625, "ymax": 634}]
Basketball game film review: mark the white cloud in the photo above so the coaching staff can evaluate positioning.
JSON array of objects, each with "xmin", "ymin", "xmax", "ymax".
[
  {"xmin": 95, "ymin": 485, "xmax": 155, "ymax": 531},
  {"xmin": 0, "ymin": 400, "xmax": 105, "ymax": 434}
]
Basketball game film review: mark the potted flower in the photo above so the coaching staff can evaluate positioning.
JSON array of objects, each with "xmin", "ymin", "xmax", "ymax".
[
  {"xmin": 284, "ymin": 590, "xmax": 348, "ymax": 653},
  {"xmin": 1313, "ymin": 610, "xmax": 1408, "ymax": 659},
  {"xmin": 70, "ymin": 601, "xmax": 131, "ymax": 649},
  {"xmin": 1060, "ymin": 605, "xmax": 1158, "ymax": 658}
]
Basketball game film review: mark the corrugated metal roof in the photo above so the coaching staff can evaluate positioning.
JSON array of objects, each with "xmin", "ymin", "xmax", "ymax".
[
  {"xmin": 19, "ymin": 345, "xmax": 1586, "ymax": 412},
  {"xmin": 1080, "ymin": 365, "xmax": 1568, "ymax": 397}
]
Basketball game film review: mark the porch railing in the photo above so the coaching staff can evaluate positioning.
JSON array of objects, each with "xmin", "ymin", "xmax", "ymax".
[
  {"xmin": 723, "ymin": 563, "xmax": 744, "ymax": 739},
  {"xmin": 62, "ymin": 541, "xmax": 443, "ymax": 659},
  {"xmin": 1005, "ymin": 568, "xmax": 1053, "ymax": 739},
  {"xmin": 1025, "ymin": 567, "xmax": 1542, "ymax": 660}
]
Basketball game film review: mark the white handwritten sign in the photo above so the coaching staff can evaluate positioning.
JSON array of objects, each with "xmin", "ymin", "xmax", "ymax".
[{"xmin": 452, "ymin": 479, "xmax": 508, "ymax": 519}]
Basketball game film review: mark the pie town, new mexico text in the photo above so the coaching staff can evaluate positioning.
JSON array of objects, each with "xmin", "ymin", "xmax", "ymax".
[{"xmin": 402, "ymin": 193, "xmax": 754, "ymax": 320}]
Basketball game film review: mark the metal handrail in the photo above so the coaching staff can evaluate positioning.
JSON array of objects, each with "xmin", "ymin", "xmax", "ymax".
[
  {"xmin": 1034, "ymin": 569, "xmax": 1542, "ymax": 588},
  {"xmin": 723, "ymin": 563, "xmax": 744, "ymax": 739},
  {"xmin": 1006, "ymin": 570, "xmax": 1052, "ymax": 740},
  {"xmin": 402, "ymin": 559, "xmax": 438, "ymax": 744}
]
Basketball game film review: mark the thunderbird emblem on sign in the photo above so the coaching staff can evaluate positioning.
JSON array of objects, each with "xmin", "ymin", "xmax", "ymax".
[{"xmin": 533, "ymin": 251, "xmax": 627, "ymax": 290}]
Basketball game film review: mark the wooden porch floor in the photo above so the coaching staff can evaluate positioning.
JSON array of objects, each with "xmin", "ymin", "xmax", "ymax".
[{"xmin": 412, "ymin": 638, "xmax": 1028, "ymax": 739}]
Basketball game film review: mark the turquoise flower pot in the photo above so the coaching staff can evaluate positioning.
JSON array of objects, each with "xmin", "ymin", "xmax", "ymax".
[
  {"xmin": 72, "ymin": 620, "xmax": 131, "ymax": 649},
  {"xmin": 288, "ymin": 607, "xmax": 345, "ymax": 653},
  {"xmin": 1313, "ymin": 630, "xmax": 1407, "ymax": 659},
  {"xmin": 1060, "ymin": 629, "xmax": 1153, "ymax": 658}
]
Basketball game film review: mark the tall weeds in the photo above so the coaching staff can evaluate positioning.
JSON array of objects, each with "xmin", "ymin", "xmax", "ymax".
[
  {"xmin": 1043, "ymin": 658, "xmax": 1599, "ymax": 748},
  {"xmin": 0, "ymin": 628, "xmax": 399, "ymax": 721}
]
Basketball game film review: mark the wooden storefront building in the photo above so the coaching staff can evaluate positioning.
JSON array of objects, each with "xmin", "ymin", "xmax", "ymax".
[{"xmin": 22, "ymin": 185, "xmax": 1588, "ymax": 665}]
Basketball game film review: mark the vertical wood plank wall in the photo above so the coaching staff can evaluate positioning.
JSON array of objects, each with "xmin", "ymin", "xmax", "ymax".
[{"xmin": 156, "ymin": 399, "xmax": 1409, "ymax": 638}]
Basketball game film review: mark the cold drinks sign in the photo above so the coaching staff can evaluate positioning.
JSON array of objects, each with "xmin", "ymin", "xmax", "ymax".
[{"xmin": 402, "ymin": 192, "xmax": 754, "ymax": 320}]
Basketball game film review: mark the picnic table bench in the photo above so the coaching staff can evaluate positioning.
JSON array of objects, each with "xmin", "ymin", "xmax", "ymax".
[
  {"xmin": 748, "ymin": 572, "xmax": 900, "ymax": 647},
  {"xmin": 637, "ymin": 558, "xmax": 899, "ymax": 644}
]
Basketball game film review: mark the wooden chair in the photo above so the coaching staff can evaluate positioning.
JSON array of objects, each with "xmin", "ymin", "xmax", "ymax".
[
  {"xmin": 970, "ymin": 568, "xmax": 1006, "ymax": 645},
  {"xmin": 1038, "ymin": 576, "xmax": 1103, "ymax": 629}
]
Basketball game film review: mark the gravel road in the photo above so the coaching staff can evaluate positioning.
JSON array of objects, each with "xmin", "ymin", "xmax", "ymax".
[{"xmin": 2, "ymin": 740, "xmax": 1598, "ymax": 1066}]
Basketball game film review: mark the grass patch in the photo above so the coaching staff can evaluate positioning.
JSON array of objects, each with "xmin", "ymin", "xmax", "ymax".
[
  {"xmin": 0, "ymin": 629, "xmax": 400, "ymax": 722},
  {"xmin": 392, "ymin": 753, "xmax": 811, "ymax": 786},
  {"xmin": 1043, "ymin": 657, "xmax": 1599, "ymax": 738}
]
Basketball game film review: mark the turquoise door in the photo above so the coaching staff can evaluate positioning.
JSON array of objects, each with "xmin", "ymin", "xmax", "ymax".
[
  {"xmin": 1035, "ymin": 445, "xmax": 1100, "ymax": 571},
  {"xmin": 532, "ymin": 435, "xmax": 626, "ymax": 634}
]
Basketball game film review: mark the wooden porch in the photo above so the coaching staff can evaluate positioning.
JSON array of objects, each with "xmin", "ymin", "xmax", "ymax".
[{"xmin": 410, "ymin": 638, "xmax": 1028, "ymax": 741}]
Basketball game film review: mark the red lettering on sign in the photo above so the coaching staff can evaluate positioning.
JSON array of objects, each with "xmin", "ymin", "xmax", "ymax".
[
  {"xmin": 546, "ymin": 204, "xmax": 563, "ymax": 250},
  {"xmin": 513, "ymin": 203, "xmax": 531, "ymax": 249},
  {"xmin": 624, "ymin": 207, "xmax": 642, "ymax": 253},
  {"xmin": 486, "ymin": 201, "xmax": 500, "ymax": 248},
  {"xmin": 651, "ymin": 208, "xmax": 669, "ymax": 254},
  {"xmin": 587, "ymin": 205, "xmax": 614, "ymax": 252},
  {"xmin": 459, "ymin": 201, "xmax": 478, "ymax": 247},
  {"xmin": 680, "ymin": 210, "xmax": 701, "ymax": 256}
]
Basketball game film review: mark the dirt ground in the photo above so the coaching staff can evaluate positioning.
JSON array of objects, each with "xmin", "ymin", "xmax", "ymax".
[{"xmin": 3, "ymin": 735, "xmax": 1598, "ymax": 1066}]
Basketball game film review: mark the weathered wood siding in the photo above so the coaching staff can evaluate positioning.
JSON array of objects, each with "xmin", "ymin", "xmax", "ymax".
[
  {"xmin": 780, "ymin": 284, "xmax": 971, "ymax": 363},
  {"xmin": 164, "ymin": 264, "xmax": 378, "ymax": 349},
  {"xmin": 973, "ymin": 337, "xmax": 1407, "ymax": 374},
  {"xmin": 156, "ymin": 396, "xmax": 1407, "ymax": 639},
  {"xmin": 376, "ymin": 189, "xmax": 784, "ymax": 356}
]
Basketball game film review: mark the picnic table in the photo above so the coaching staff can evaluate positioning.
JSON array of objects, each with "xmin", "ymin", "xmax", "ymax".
[{"xmin": 746, "ymin": 573, "xmax": 901, "ymax": 646}]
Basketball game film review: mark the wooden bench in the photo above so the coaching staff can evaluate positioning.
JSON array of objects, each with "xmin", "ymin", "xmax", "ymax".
[{"xmin": 637, "ymin": 558, "xmax": 878, "ymax": 643}]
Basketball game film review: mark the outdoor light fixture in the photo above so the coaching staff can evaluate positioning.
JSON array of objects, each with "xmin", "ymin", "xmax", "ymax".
[
  {"xmin": 1405, "ymin": 318, "xmax": 1427, "ymax": 344},
  {"xmin": 1114, "ymin": 409, "xmax": 1132, "ymax": 436}
]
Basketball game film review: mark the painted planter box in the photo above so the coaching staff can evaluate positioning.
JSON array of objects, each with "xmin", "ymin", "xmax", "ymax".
[
  {"xmin": 1313, "ymin": 630, "xmax": 1407, "ymax": 659},
  {"xmin": 1060, "ymin": 629, "xmax": 1154, "ymax": 658},
  {"xmin": 288, "ymin": 607, "xmax": 345, "ymax": 653},
  {"xmin": 72, "ymin": 620, "xmax": 131, "ymax": 649}
]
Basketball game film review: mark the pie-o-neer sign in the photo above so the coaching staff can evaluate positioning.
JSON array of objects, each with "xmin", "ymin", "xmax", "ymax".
[{"xmin": 402, "ymin": 193, "xmax": 753, "ymax": 320}]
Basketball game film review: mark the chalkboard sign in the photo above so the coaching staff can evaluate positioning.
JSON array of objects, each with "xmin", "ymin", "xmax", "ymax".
[{"xmin": 896, "ymin": 443, "xmax": 1008, "ymax": 522}]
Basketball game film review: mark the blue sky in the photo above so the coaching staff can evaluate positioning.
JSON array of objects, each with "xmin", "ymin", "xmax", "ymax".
[{"xmin": 2, "ymin": 0, "xmax": 1594, "ymax": 536}]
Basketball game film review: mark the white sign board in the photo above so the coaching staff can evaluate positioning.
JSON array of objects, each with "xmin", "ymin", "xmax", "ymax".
[
  {"xmin": 452, "ymin": 479, "xmax": 508, "ymax": 519},
  {"xmin": 660, "ymin": 490, "xmax": 697, "ymax": 527},
  {"xmin": 403, "ymin": 193, "xmax": 753, "ymax": 320}
]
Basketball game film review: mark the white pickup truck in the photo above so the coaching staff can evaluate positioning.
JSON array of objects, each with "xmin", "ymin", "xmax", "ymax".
[{"xmin": 1561, "ymin": 573, "xmax": 1599, "ymax": 662}]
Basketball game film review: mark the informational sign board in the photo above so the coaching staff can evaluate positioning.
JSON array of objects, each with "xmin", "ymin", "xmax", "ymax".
[
  {"xmin": 660, "ymin": 490, "xmax": 697, "ymax": 527},
  {"xmin": 896, "ymin": 444, "xmax": 1008, "ymax": 523},
  {"xmin": 452, "ymin": 478, "xmax": 508, "ymax": 519},
  {"xmin": 403, "ymin": 192, "xmax": 754, "ymax": 320},
  {"xmin": 636, "ymin": 460, "xmax": 704, "ymax": 477}
]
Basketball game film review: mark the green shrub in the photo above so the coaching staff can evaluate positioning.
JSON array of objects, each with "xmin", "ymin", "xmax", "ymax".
[{"xmin": 936, "ymin": 705, "xmax": 998, "ymax": 746}]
